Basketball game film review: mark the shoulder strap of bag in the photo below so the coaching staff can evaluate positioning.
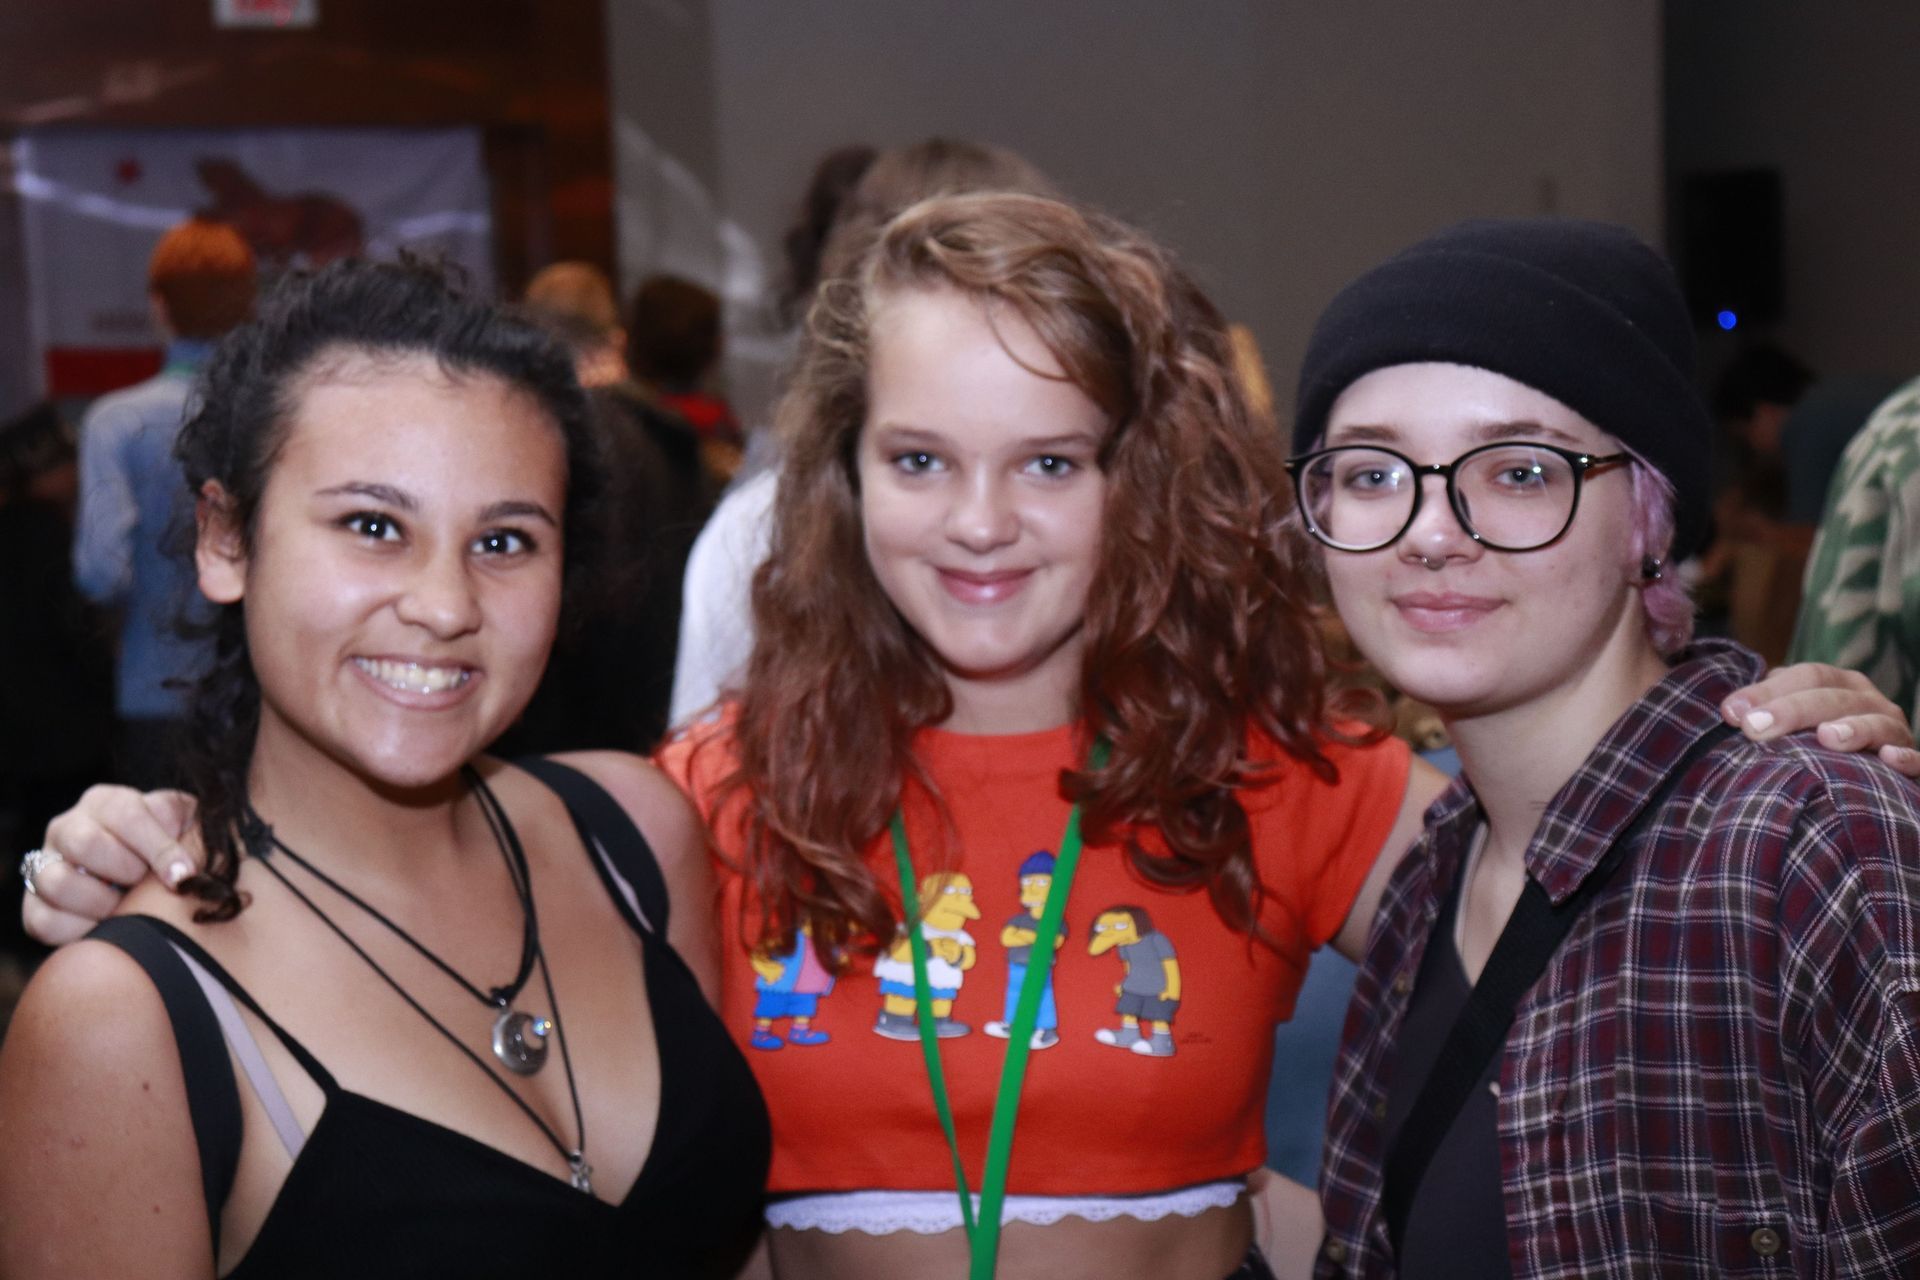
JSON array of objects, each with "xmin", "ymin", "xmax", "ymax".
[{"xmin": 1380, "ymin": 722, "xmax": 1736, "ymax": 1257}]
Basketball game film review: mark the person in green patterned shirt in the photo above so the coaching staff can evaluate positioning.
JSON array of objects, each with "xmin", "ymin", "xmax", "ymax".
[{"xmin": 1791, "ymin": 376, "xmax": 1920, "ymax": 730}]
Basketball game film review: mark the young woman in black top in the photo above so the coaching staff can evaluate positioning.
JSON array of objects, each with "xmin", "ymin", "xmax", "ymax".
[{"xmin": 0, "ymin": 260, "xmax": 768, "ymax": 1278}]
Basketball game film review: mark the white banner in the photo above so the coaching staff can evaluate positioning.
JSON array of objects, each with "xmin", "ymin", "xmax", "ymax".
[
  {"xmin": 212, "ymin": 0, "xmax": 319, "ymax": 29},
  {"xmin": 15, "ymin": 126, "xmax": 492, "ymax": 396}
]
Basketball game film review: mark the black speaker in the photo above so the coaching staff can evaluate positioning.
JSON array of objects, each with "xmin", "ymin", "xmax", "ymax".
[{"xmin": 1675, "ymin": 168, "xmax": 1783, "ymax": 332}]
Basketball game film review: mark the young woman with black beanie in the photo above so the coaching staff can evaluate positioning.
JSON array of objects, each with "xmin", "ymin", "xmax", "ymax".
[{"xmin": 1295, "ymin": 218, "xmax": 1920, "ymax": 1277}]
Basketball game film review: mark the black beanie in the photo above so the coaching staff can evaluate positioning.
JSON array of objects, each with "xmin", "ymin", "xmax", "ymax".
[{"xmin": 1293, "ymin": 217, "xmax": 1713, "ymax": 561}]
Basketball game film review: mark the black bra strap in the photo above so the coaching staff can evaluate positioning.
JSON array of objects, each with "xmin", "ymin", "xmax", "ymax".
[
  {"xmin": 515, "ymin": 757, "xmax": 672, "ymax": 937},
  {"xmin": 87, "ymin": 915, "xmax": 241, "ymax": 1255}
]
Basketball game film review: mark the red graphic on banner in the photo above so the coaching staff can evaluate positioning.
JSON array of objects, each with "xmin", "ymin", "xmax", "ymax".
[{"xmin": 196, "ymin": 157, "xmax": 364, "ymax": 268}]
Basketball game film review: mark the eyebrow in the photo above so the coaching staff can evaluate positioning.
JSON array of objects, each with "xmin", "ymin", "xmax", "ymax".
[
  {"xmin": 869, "ymin": 423, "xmax": 1104, "ymax": 451},
  {"xmin": 1325, "ymin": 424, "xmax": 1399, "ymax": 445},
  {"xmin": 1469, "ymin": 419, "xmax": 1588, "ymax": 446},
  {"xmin": 479, "ymin": 500, "xmax": 559, "ymax": 527},
  {"xmin": 317, "ymin": 481, "xmax": 417, "ymax": 511},
  {"xmin": 317, "ymin": 483, "xmax": 557, "ymax": 526},
  {"xmin": 1326, "ymin": 419, "xmax": 1593, "ymax": 447}
]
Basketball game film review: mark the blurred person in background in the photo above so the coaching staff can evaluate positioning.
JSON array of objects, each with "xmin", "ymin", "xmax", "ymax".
[
  {"xmin": 630, "ymin": 273, "xmax": 745, "ymax": 486},
  {"xmin": 1792, "ymin": 375, "xmax": 1920, "ymax": 732},
  {"xmin": 777, "ymin": 146, "xmax": 880, "ymax": 331},
  {"xmin": 1694, "ymin": 343, "xmax": 1813, "ymax": 663},
  {"xmin": 506, "ymin": 261, "xmax": 712, "ymax": 755},
  {"xmin": 1780, "ymin": 373, "xmax": 1907, "ymax": 530},
  {"xmin": 0, "ymin": 403, "xmax": 112, "ymax": 993},
  {"xmin": 1699, "ymin": 346, "xmax": 1904, "ymax": 669},
  {"xmin": 1710, "ymin": 342, "xmax": 1812, "ymax": 526},
  {"xmin": 73, "ymin": 216, "xmax": 255, "ymax": 789}
]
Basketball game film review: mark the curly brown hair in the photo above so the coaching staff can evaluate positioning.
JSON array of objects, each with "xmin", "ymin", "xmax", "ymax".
[{"xmin": 715, "ymin": 192, "xmax": 1375, "ymax": 958}]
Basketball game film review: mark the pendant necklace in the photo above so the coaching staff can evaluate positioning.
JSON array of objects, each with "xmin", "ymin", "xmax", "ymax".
[
  {"xmin": 246, "ymin": 768, "xmax": 548, "ymax": 1074},
  {"xmin": 242, "ymin": 768, "xmax": 593, "ymax": 1193}
]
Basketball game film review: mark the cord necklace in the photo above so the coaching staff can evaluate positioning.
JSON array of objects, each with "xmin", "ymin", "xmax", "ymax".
[
  {"xmin": 242, "ymin": 767, "xmax": 592, "ymax": 1193},
  {"xmin": 246, "ymin": 766, "xmax": 548, "ymax": 1074}
]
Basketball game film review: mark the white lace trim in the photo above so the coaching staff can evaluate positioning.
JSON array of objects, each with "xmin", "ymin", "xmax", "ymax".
[{"xmin": 764, "ymin": 1180, "xmax": 1246, "ymax": 1235}]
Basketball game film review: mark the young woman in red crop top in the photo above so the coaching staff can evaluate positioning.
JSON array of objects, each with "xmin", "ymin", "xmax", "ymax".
[
  {"xmin": 25, "ymin": 198, "xmax": 1914, "ymax": 1280},
  {"xmin": 648, "ymin": 193, "xmax": 1433, "ymax": 1279}
]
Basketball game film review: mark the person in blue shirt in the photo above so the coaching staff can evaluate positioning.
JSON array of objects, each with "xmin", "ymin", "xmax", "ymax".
[{"xmin": 73, "ymin": 217, "xmax": 255, "ymax": 787}]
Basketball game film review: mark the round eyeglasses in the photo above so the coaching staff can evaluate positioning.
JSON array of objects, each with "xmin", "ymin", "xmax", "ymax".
[{"xmin": 1284, "ymin": 442, "xmax": 1630, "ymax": 553}]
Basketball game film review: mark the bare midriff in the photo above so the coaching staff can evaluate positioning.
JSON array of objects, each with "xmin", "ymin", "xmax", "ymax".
[{"xmin": 768, "ymin": 1196, "xmax": 1252, "ymax": 1280}]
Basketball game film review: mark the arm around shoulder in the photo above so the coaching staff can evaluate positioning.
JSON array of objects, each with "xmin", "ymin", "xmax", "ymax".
[
  {"xmin": 550, "ymin": 750, "xmax": 722, "ymax": 1003},
  {"xmin": 0, "ymin": 940, "xmax": 213, "ymax": 1279}
]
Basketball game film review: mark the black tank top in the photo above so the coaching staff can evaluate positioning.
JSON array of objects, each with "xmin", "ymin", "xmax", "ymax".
[{"xmin": 90, "ymin": 758, "xmax": 770, "ymax": 1278}]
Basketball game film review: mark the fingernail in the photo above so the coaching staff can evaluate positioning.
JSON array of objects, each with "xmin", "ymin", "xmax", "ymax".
[
  {"xmin": 1724, "ymin": 696, "xmax": 1752, "ymax": 721},
  {"xmin": 165, "ymin": 861, "xmax": 192, "ymax": 888},
  {"xmin": 1744, "ymin": 710, "xmax": 1775, "ymax": 735},
  {"xmin": 1829, "ymin": 722, "xmax": 1855, "ymax": 744}
]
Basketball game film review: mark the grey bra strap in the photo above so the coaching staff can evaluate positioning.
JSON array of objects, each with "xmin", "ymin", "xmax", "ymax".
[
  {"xmin": 173, "ymin": 943, "xmax": 308, "ymax": 1163},
  {"xmin": 512, "ymin": 757, "xmax": 668, "ymax": 938},
  {"xmin": 588, "ymin": 833, "xmax": 653, "ymax": 935}
]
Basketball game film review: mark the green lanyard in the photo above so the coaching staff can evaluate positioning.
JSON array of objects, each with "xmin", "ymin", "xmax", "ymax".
[{"xmin": 888, "ymin": 738, "xmax": 1108, "ymax": 1280}]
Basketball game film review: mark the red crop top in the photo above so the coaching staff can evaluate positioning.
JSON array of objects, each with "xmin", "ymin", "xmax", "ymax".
[{"xmin": 657, "ymin": 716, "xmax": 1411, "ymax": 1197}]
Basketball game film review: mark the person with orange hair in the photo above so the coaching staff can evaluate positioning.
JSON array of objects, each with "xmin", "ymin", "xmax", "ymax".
[{"xmin": 73, "ymin": 216, "xmax": 256, "ymax": 789}]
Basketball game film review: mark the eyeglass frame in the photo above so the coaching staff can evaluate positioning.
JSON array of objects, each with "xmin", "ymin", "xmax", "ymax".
[{"xmin": 1282, "ymin": 441, "xmax": 1632, "ymax": 553}]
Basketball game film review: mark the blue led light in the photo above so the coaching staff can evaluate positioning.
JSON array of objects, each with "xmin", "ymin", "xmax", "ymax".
[{"xmin": 1716, "ymin": 310, "xmax": 1738, "ymax": 331}]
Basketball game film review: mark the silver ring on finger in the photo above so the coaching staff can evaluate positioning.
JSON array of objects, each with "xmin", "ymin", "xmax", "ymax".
[{"xmin": 19, "ymin": 848, "xmax": 63, "ymax": 898}]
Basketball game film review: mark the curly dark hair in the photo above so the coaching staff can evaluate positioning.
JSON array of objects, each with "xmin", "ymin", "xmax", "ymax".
[
  {"xmin": 171, "ymin": 256, "xmax": 603, "ymax": 920},
  {"xmin": 712, "ymin": 193, "xmax": 1383, "ymax": 960}
]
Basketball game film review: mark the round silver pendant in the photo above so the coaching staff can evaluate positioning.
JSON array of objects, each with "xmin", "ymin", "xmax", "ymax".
[{"xmin": 492, "ymin": 1008, "xmax": 552, "ymax": 1076}]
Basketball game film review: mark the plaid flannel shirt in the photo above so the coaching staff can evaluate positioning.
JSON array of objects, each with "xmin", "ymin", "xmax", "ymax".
[{"xmin": 1317, "ymin": 640, "xmax": 1920, "ymax": 1278}]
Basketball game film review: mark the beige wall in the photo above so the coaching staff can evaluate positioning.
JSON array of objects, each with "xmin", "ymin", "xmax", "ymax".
[{"xmin": 608, "ymin": 0, "xmax": 1663, "ymax": 426}]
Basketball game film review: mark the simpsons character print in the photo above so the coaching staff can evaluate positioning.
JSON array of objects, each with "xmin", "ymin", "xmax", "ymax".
[{"xmin": 742, "ymin": 848, "xmax": 1183, "ymax": 1059}]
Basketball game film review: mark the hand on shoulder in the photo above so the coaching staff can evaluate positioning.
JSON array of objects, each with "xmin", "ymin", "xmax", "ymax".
[
  {"xmin": 22, "ymin": 786, "xmax": 201, "ymax": 947},
  {"xmin": 1722, "ymin": 662, "xmax": 1920, "ymax": 778}
]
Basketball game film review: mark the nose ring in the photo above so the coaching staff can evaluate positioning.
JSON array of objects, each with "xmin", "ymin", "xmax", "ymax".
[{"xmin": 1417, "ymin": 554, "xmax": 1443, "ymax": 571}]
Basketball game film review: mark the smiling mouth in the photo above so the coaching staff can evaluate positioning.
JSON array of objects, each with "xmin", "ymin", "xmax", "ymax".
[
  {"xmin": 1392, "ymin": 592, "xmax": 1502, "ymax": 634},
  {"xmin": 352, "ymin": 657, "xmax": 474, "ymax": 695},
  {"xmin": 937, "ymin": 568, "xmax": 1034, "ymax": 605}
]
